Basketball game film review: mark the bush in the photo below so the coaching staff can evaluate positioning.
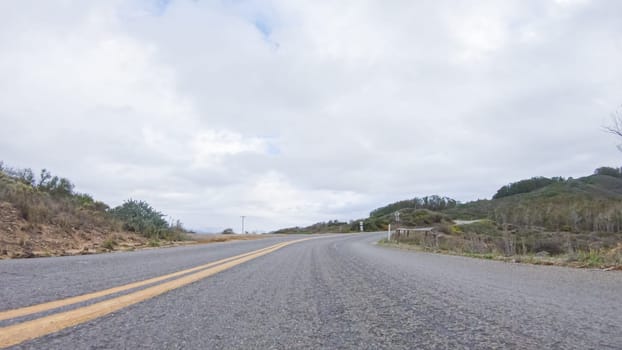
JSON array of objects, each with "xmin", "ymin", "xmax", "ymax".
[{"xmin": 109, "ymin": 199, "xmax": 168, "ymax": 238}]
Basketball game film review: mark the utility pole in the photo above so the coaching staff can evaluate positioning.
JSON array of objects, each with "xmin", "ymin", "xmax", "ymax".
[{"xmin": 240, "ymin": 216, "xmax": 246, "ymax": 234}]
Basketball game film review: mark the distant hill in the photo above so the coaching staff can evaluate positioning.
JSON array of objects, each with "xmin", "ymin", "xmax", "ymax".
[
  {"xmin": 272, "ymin": 220, "xmax": 352, "ymax": 234},
  {"xmin": 361, "ymin": 208, "xmax": 452, "ymax": 231},
  {"xmin": 369, "ymin": 195, "xmax": 457, "ymax": 217}
]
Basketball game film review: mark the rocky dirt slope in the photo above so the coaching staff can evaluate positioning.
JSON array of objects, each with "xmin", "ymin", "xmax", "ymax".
[{"xmin": 0, "ymin": 202, "xmax": 147, "ymax": 258}]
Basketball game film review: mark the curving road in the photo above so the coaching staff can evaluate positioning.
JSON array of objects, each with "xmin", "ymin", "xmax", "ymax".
[{"xmin": 1, "ymin": 233, "xmax": 621, "ymax": 349}]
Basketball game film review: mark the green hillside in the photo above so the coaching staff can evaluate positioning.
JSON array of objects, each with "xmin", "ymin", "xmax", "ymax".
[
  {"xmin": 373, "ymin": 168, "xmax": 622, "ymax": 267},
  {"xmin": 445, "ymin": 174, "xmax": 622, "ymax": 233}
]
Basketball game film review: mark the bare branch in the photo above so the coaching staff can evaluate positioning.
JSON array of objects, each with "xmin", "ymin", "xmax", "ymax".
[{"xmin": 604, "ymin": 105, "xmax": 622, "ymax": 137}]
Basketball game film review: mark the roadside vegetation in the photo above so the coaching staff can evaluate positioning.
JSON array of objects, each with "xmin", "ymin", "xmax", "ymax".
[
  {"xmin": 0, "ymin": 161, "xmax": 189, "ymax": 258},
  {"xmin": 272, "ymin": 220, "xmax": 352, "ymax": 234},
  {"xmin": 275, "ymin": 165, "xmax": 622, "ymax": 269},
  {"xmin": 376, "ymin": 167, "xmax": 622, "ymax": 269}
]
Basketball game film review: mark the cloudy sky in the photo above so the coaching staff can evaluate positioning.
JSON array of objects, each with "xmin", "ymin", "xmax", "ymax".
[{"xmin": 1, "ymin": 0, "xmax": 621, "ymax": 232}]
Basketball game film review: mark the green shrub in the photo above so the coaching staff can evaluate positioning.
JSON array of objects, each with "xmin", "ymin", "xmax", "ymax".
[{"xmin": 109, "ymin": 199, "xmax": 169, "ymax": 238}]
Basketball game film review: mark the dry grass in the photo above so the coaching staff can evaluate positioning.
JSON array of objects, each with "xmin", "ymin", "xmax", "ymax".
[
  {"xmin": 379, "ymin": 238, "xmax": 622, "ymax": 270},
  {"xmin": 188, "ymin": 234, "xmax": 277, "ymax": 244},
  {"xmin": 385, "ymin": 218, "xmax": 622, "ymax": 270},
  {"xmin": 0, "ymin": 200, "xmax": 146, "ymax": 258}
]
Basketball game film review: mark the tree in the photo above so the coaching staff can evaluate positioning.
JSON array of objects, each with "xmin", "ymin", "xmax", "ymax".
[
  {"xmin": 594, "ymin": 166, "xmax": 622, "ymax": 178},
  {"xmin": 38, "ymin": 175, "xmax": 74, "ymax": 197},
  {"xmin": 38, "ymin": 169, "xmax": 52, "ymax": 188}
]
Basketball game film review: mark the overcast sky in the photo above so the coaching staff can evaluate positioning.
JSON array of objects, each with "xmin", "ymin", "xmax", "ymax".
[{"xmin": 1, "ymin": 0, "xmax": 621, "ymax": 232}]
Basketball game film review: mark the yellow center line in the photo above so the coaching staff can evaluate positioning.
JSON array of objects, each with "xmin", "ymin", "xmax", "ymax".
[
  {"xmin": 0, "ymin": 238, "xmax": 311, "ymax": 348},
  {"xmin": 0, "ymin": 240, "xmax": 291, "ymax": 323}
]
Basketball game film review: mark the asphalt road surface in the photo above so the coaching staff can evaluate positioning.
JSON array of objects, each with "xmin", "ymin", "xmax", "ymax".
[{"xmin": 1, "ymin": 233, "xmax": 621, "ymax": 349}]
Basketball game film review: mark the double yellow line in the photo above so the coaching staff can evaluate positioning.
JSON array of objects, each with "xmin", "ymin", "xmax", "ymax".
[{"xmin": 0, "ymin": 238, "xmax": 307, "ymax": 348}]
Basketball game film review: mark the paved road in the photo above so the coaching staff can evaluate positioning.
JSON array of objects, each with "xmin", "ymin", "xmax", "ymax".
[{"xmin": 1, "ymin": 233, "xmax": 621, "ymax": 349}]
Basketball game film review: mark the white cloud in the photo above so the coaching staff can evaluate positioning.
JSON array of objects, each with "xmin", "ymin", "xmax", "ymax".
[
  {"xmin": 1, "ymin": 0, "xmax": 621, "ymax": 232},
  {"xmin": 192, "ymin": 130, "xmax": 268, "ymax": 168}
]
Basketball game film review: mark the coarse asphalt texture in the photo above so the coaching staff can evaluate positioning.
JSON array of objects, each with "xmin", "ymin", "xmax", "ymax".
[{"xmin": 1, "ymin": 232, "xmax": 621, "ymax": 349}]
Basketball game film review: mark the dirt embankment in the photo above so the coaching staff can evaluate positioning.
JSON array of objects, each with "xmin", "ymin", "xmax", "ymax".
[
  {"xmin": 0, "ymin": 202, "xmax": 275, "ymax": 259},
  {"xmin": 0, "ymin": 202, "xmax": 147, "ymax": 259}
]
